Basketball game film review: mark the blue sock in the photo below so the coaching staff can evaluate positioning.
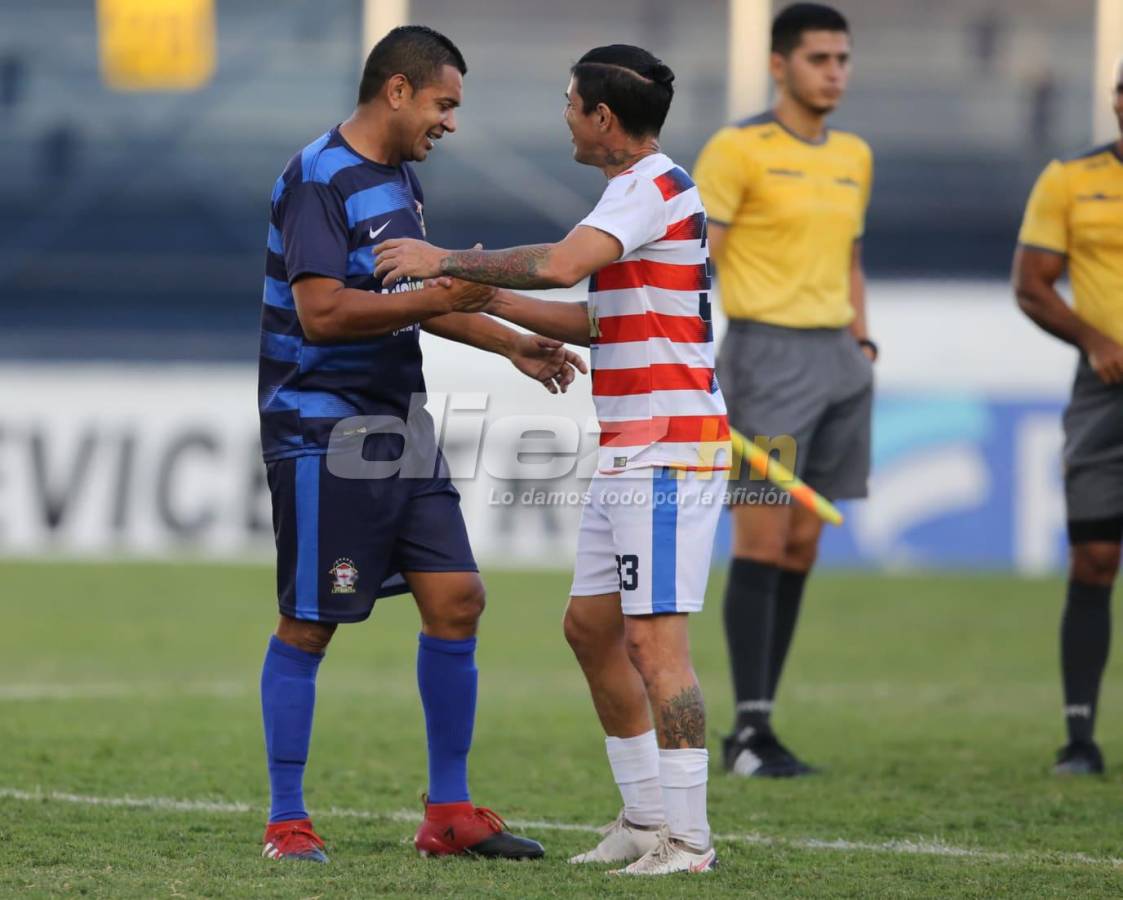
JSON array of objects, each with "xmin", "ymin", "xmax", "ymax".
[
  {"xmin": 261, "ymin": 635, "xmax": 322, "ymax": 823},
  {"xmin": 417, "ymin": 633, "xmax": 477, "ymax": 804}
]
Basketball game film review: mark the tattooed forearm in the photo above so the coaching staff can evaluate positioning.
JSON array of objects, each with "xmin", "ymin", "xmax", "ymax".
[
  {"xmin": 656, "ymin": 684, "xmax": 706, "ymax": 748},
  {"xmin": 438, "ymin": 245, "xmax": 556, "ymax": 289}
]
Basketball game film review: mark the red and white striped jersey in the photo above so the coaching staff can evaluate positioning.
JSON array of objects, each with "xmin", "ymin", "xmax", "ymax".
[{"xmin": 579, "ymin": 152, "xmax": 730, "ymax": 475}]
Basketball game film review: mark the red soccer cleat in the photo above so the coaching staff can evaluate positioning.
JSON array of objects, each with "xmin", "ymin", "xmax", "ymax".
[
  {"xmin": 414, "ymin": 800, "xmax": 544, "ymax": 860},
  {"xmin": 262, "ymin": 818, "xmax": 329, "ymax": 863}
]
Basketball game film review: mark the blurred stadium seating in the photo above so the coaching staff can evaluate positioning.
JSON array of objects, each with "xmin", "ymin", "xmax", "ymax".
[{"xmin": 0, "ymin": 0, "xmax": 1098, "ymax": 361}]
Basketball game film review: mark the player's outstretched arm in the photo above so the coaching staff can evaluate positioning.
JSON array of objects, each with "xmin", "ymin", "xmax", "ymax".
[
  {"xmin": 422, "ymin": 313, "xmax": 588, "ymax": 394},
  {"xmin": 373, "ymin": 225, "xmax": 623, "ymax": 291},
  {"xmin": 292, "ymin": 275, "xmax": 493, "ymax": 343},
  {"xmin": 485, "ymin": 291, "xmax": 592, "ymax": 348},
  {"xmin": 1013, "ymin": 245, "xmax": 1123, "ymax": 383}
]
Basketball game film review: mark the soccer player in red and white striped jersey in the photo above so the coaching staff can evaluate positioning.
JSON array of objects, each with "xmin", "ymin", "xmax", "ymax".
[
  {"xmin": 375, "ymin": 44, "xmax": 727, "ymax": 876},
  {"xmin": 581, "ymin": 157, "xmax": 727, "ymax": 475}
]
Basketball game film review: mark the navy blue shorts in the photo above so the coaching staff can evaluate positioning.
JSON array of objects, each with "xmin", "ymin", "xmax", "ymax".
[{"xmin": 266, "ymin": 455, "xmax": 477, "ymax": 623}]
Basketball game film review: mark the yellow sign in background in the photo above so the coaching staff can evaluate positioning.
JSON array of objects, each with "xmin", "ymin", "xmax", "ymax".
[{"xmin": 97, "ymin": 0, "xmax": 216, "ymax": 91}]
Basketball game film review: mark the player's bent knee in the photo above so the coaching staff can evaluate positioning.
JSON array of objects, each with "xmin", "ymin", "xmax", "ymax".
[
  {"xmin": 731, "ymin": 506, "xmax": 790, "ymax": 564},
  {"xmin": 1070, "ymin": 543, "xmax": 1121, "ymax": 586},
  {"xmin": 563, "ymin": 597, "xmax": 624, "ymax": 660},
  {"xmin": 414, "ymin": 575, "xmax": 485, "ymax": 640},
  {"xmin": 275, "ymin": 616, "xmax": 336, "ymax": 655},
  {"xmin": 563, "ymin": 606, "xmax": 607, "ymax": 659},
  {"xmin": 561, "ymin": 607, "xmax": 586, "ymax": 652},
  {"xmin": 466, "ymin": 582, "xmax": 487, "ymax": 616},
  {"xmin": 446, "ymin": 584, "xmax": 486, "ymax": 630},
  {"xmin": 731, "ymin": 539, "xmax": 786, "ymax": 567},
  {"xmin": 782, "ymin": 539, "xmax": 818, "ymax": 572},
  {"xmin": 730, "ymin": 526, "xmax": 786, "ymax": 566}
]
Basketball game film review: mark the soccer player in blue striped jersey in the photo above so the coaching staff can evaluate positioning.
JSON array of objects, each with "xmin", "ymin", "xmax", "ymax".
[{"xmin": 258, "ymin": 25, "xmax": 582, "ymax": 863}]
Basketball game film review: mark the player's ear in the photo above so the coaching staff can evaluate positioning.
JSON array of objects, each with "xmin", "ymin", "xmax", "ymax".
[
  {"xmin": 595, "ymin": 102, "xmax": 612, "ymax": 133},
  {"xmin": 386, "ymin": 73, "xmax": 410, "ymax": 110},
  {"xmin": 768, "ymin": 51, "xmax": 787, "ymax": 85}
]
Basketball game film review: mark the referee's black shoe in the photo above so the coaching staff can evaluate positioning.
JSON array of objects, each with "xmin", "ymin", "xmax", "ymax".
[
  {"xmin": 723, "ymin": 728, "xmax": 816, "ymax": 778},
  {"xmin": 1053, "ymin": 740, "xmax": 1105, "ymax": 776}
]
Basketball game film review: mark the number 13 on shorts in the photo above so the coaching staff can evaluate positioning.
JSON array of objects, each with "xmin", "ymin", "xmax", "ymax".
[
  {"xmin": 616, "ymin": 554, "xmax": 639, "ymax": 591},
  {"xmin": 570, "ymin": 467, "xmax": 725, "ymax": 616}
]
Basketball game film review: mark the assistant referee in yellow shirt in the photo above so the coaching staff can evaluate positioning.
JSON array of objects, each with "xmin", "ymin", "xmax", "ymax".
[
  {"xmin": 693, "ymin": 3, "xmax": 875, "ymax": 778},
  {"xmin": 1014, "ymin": 57, "xmax": 1123, "ymax": 776}
]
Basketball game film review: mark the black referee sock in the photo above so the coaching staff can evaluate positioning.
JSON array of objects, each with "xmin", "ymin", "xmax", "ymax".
[
  {"xmin": 723, "ymin": 558, "xmax": 781, "ymax": 734},
  {"xmin": 1061, "ymin": 579, "xmax": 1112, "ymax": 744},
  {"xmin": 767, "ymin": 568, "xmax": 808, "ymax": 702}
]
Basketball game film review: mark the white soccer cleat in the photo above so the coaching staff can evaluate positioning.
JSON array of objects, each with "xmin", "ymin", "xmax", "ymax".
[
  {"xmin": 610, "ymin": 824, "xmax": 717, "ymax": 875},
  {"xmin": 568, "ymin": 810, "xmax": 662, "ymax": 864}
]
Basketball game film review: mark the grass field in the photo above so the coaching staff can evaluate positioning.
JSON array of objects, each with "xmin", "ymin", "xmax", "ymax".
[{"xmin": 3, "ymin": 561, "xmax": 1123, "ymax": 898}]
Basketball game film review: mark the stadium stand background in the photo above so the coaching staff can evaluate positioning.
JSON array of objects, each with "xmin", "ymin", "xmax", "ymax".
[{"xmin": 0, "ymin": 0, "xmax": 1097, "ymax": 362}]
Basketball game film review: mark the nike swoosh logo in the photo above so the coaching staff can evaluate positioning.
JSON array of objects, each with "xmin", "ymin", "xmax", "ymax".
[{"xmin": 369, "ymin": 221, "xmax": 391, "ymax": 240}]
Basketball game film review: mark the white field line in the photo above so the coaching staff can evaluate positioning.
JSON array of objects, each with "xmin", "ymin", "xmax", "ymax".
[
  {"xmin": 3, "ymin": 787, "xmax": 1121, "ymax": 869},
  {"xmin": 0, "ymin": 682, "xmax": 248, "ymax": 701},
  {"xmin": 0, "ymin": 680, "xmax": 1064, "ymax": 703}
]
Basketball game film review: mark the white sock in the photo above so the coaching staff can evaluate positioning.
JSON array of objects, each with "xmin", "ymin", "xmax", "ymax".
[
  {"xmin": 605, "ymin": 730, "xmax": 664, "ymax": 828},
  {"xmin": 659, "ymin": 747, "xmax": 710, "ymax": 850}
]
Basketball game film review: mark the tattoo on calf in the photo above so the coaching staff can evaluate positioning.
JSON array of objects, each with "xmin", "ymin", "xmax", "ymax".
[
  {"xmin": 658, "ymin": 684, "xmax": 706, "ymax": 748},
  {"xmin": 439, "ymin": 245, "xmax": 553, "ymax": 289}
]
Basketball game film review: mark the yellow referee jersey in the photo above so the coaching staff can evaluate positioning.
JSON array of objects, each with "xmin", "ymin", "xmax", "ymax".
[
  {"xmin": 693, "ymin": 112, "xmax": 872, "ymax": 328},
  {"xmin": 1018, "ymin": 143, "xmax": 1123, "ymax": 346}
]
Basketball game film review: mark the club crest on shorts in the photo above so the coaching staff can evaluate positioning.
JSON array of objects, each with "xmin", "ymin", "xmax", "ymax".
[{"xmin": 329, "ymin": 558, "xmax": 358, "ymax": 594}]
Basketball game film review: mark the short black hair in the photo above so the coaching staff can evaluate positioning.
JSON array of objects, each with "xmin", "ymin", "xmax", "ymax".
[
  {"xmin": 771, "ymin": 3, "xmax": 849, "ymax": 56},
  {"xmin": 570, "ymin": 44, "xmax": 674, "ymax": 139},
  {"xmin": 358, "ymin": 25, "xmax": 466, "ymax": 104}
]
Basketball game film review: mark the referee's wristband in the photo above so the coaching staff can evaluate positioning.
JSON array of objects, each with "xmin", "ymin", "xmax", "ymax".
[{"xmin": 857, "ymin": 338, "xmax": 879, "ymax": 361}]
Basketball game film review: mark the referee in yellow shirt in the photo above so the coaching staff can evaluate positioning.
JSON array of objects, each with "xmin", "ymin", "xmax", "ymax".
[
  {"xmin": 694, "ymin": 3, "xmax": 874, "ymax": 777},
  {"xmin": 1013, "ymin": 57, "xmax": 1123, "ymax": 776}
]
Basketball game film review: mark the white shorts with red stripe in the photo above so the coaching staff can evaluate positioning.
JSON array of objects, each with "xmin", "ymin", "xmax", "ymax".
[{"xmin": 570, "ymin": 467, "xmax": 724, "ymax": 616}]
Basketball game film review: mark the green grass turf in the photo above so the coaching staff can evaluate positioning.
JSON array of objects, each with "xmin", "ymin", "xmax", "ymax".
[{"xmin": 2, "ymin": 561, "xmax": 1123, "ymax": 898}]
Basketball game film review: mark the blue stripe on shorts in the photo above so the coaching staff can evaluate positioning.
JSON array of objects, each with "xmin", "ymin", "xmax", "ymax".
[
  {"xmin": 651, "ymin": 467, "xmax": 679, "ymax": 613},
  {"xmin": 294, "ymin": 456, "xmax": 321, "ymax": 620}
]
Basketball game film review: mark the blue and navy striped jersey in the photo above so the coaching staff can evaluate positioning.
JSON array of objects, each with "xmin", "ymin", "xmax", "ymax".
[{"xmin": 258, "ymin": 126, "xmax": 430, "ymax": 462}]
